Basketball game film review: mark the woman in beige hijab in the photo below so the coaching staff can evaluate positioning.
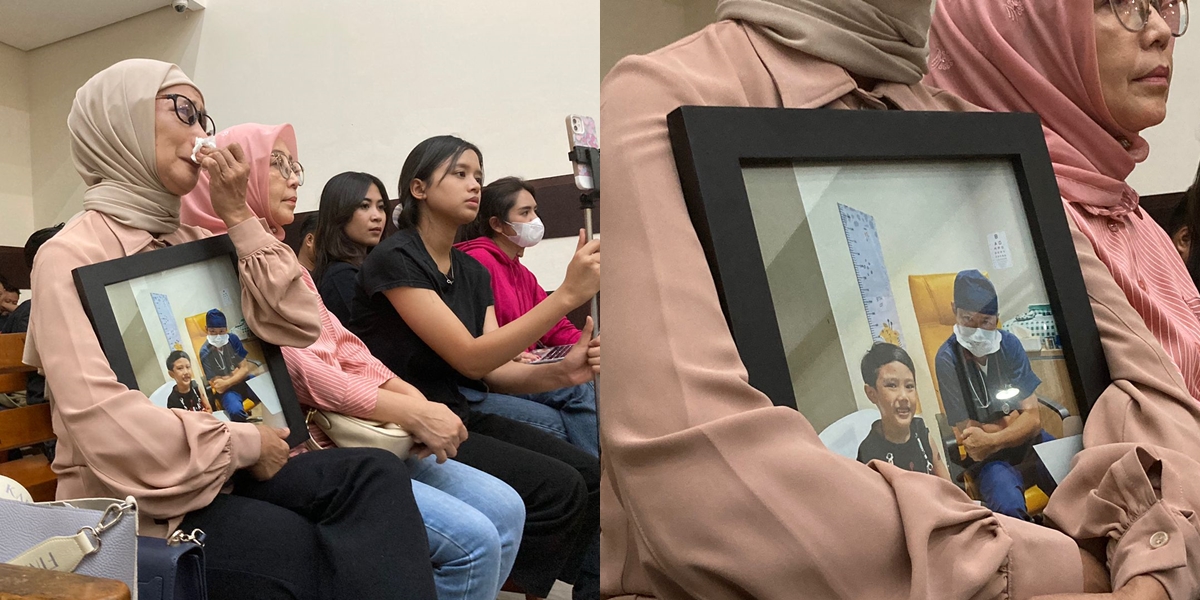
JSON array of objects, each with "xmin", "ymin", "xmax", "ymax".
[
  {"xmin": 601, "ymin": 1, "xmax": 1200, "ymax": 598},
  {"xmin": 25, "ymin": 59, "xmax": 438, "ymax": 599}
]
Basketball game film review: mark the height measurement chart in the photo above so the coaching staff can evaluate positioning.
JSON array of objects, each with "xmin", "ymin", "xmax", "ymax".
[
  {"xmin": 838, "ymin": 204, "xmax": 905, "ymax": 347},
  {"xmin": 151, "ymin": 293, "xmax": 183, "ymax": 351}
]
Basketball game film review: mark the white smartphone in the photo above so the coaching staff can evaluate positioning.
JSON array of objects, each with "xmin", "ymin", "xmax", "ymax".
[{"xmin": 566, "ymin": 115, "xmax": 598, "ymax": 191}]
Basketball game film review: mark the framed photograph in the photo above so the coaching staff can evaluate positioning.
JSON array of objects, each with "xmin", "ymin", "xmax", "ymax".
[
  {"xmin": 668, "ymin": 107, "xmax": 1109, "ymax": 516},
  {"xmin": 73, "ymin": 234, "xmax": 308, "ymax": 448}
]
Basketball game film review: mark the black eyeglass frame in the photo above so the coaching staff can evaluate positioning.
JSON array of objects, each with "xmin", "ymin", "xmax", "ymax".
[{"xmin": 156, "ymin": 94, "xmax": 217, "ymax": 136}]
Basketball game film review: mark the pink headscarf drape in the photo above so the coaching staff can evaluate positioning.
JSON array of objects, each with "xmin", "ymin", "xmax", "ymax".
[
  {"xmin": 181, "ymin": 123, "xmax": 297, "ymax": 239},
  {"xmin": 924, "ymin": 0, "xmax": 1152, "ymax": 217}
]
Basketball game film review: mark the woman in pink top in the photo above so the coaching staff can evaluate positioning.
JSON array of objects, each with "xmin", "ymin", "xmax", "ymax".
[
  {"xmin": 454, "ymin": 176, "xmax": 598, "ymax": 456},
  {"xmin": 457, "ymin": 177, "xmax": 583, "ymax": 351},
  {"xmin": 182, "ymin": 123, "xmax": 527, "ymax": 600},
  {"xmin": 925, "ymin": 0, "xmax": 1200, "ymax": 401},
  {"xmin": 28, "ymin": 59, "xmax": 436, "ymax": 599}
]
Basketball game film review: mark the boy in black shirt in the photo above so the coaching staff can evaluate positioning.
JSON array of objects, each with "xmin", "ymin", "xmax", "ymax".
[
  {"xmin": 856, "ymin": 343, "xmax": 951, "ymax": 481},
  {"xmin": 165, "ymin": 350, "xmax": 211, "ymax": 413}
]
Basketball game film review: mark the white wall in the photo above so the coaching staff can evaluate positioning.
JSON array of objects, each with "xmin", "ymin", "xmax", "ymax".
[
  {"xmin": 25, "ymin": 0, "xmax": 599, "ymax": 228},
  {"xmin": 0, "ymin": 42, "xmax": 34, "ymax": 249},
  {"xmin": 1129, "ymin": 31, "xmax": 1200, "ymax": 195},
  {"xmin": 600, "ymin": 0, "xmax": 717, "ymax": 78}
]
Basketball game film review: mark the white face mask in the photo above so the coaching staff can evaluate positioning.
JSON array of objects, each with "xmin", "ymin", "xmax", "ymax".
[
  {"xmin": 505, "ymin": 217, "xmax": 545, "ymax": 248},
  {"xmin": 954, "ymin": 324, "xmax": 1001, "ymax": 358},
  {"xmin": 207, "ymin": 334, "xmax": 229, "ymax": 348}
]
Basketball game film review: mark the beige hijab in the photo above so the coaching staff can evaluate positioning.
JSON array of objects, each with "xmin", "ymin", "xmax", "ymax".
[
  {"xmin": 715, "ymin": 0, "xmax": 933, "ymax": 84},
  {"xmin": 68, "ymin": 58, "xmax": 201, "ymax": 234}
]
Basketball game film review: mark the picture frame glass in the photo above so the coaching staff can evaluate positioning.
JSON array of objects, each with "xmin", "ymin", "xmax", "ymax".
[
  {"xmin": 742, "ymin": 159, "xmax": 1082, "ymax": 492},
  {"xmin": 97, "ymin": 252, "xmax": 291, "ymax": 431}
]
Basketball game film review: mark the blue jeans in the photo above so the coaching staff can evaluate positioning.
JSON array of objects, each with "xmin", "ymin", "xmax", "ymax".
[
  {"xmin": 409, "ymin": 456, "xmax": 525, "ymax": 600},
  {"xmin": 977, "ymin": 430, "xmax": 1055, "ymax": 521},
  {"xmin": 460, "ymin": 383, "xmax": 599, "ymax": 456}
]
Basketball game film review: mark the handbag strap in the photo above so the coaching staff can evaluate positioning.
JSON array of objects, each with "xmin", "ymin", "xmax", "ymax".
[{"xmin": 4, "ymin": 498, "xmax": 135, "ymax": 574}]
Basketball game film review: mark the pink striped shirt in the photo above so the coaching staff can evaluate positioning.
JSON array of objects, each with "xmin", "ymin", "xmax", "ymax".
[
  {"xmin": 1065, "ymin": 201, "xmax": 1200, "ymax": 399},
  {"xmin": 283, "ymin": 269, "xmax": 395, "ymax": 454}
]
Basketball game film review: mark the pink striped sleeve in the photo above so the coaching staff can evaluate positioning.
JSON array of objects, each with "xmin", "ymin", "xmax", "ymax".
[{"xmin": 280, "ymin": 271, "xmax": 391, "ymax": 420}]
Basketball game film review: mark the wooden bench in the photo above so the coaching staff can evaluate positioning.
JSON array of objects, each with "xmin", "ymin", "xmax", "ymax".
[
  {"xmin": 0, "ymin": 333, "xmax": 56, "ymax": 502},
  {"xmin": 0, "ymin": 563, "xmax": 129, "ymax": 600}
]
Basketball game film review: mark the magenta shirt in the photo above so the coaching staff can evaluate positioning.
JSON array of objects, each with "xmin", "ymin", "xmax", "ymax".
[{"xmin": 456, "ymin": 237, "xmax": 581, "ymax": 351}]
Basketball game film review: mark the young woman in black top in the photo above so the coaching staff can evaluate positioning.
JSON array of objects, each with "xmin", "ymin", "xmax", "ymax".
[
  {"xmin": 348, "ymin": 136, "xmax": 601, "ymax": 600},
  {"xmin": 310, "ymin": 171, "xmax": 390, "ymax": 323}
]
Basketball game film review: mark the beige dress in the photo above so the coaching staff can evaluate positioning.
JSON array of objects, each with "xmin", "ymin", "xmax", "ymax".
[
  {"xmin": 23, "ymin": 212, "xmax": 320, "ymax": 537},
  {"xmin": 600, "ymin": 20, "xmax": 1200, "ymax": 600}
]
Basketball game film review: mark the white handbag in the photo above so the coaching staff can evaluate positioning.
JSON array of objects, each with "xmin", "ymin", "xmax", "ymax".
[
  {"xmin": 0, "ymin": 476, "xmax": 139, "ymax": 596},
  {"xmin": 305, "ymin": 409, "xmax": 414, "ymax": 458}
]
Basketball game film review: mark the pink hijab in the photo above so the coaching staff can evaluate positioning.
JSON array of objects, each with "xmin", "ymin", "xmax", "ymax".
[
  {"xmin": 924, "ymin": 0, "xmax": 1150, "ymax": 218},
  {"xmin": 180, "ymin": 123, "xmax": 297, "ymax": 239}
]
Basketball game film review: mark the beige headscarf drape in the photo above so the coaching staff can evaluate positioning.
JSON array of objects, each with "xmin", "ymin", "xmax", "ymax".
[
  {"xmin": 69, "ymin": 58, "xmax": 202, "ymax": 234},
  {"xmin": 715, "ymin": 0, "xmax": 933, "ymax": 84}
]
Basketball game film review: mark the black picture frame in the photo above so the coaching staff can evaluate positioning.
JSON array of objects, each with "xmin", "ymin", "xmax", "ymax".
[
  {"xmin": 667, "ymin": 106, "xmax": 1108, "ymax": 424},
  {"xmin": 73, "ymin": 234, "xmax": 308, "ymax": 448}
]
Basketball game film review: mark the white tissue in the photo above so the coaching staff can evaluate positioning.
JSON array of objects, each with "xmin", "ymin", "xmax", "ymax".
[{"xmin": 191, "ymin": 136, "xmax": 216, "ymax": 164}]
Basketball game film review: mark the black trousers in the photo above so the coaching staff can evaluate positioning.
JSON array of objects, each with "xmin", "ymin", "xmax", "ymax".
[
  {"xmin": 180, "ymin": 448, "xmax": 437, "ymax": 600},
  {"xmin": 456, "ymin": 411, "xmax": 600, "ymax": 598}
]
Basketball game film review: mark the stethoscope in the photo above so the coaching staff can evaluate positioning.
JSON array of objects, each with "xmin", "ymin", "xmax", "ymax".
[
  {"xmin": 960, "ymin": 349, "xmax": 1021, "ymax": 417},
  {"xmin": 884, "ymin": 434, "xmax": 934, "ymax": 474}
]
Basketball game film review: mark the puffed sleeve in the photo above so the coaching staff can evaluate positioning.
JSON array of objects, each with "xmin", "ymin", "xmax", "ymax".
[{"xmin": 226, "ymin": 218, "xmax": 320, "ymax": 348}]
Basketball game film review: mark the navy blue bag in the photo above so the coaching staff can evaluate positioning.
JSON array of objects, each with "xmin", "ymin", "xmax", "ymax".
[{"xmin": 137, "ymin": 529, "xmax": 206, "ymax": 600}]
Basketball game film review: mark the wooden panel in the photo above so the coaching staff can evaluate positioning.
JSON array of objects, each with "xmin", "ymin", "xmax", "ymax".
[
  {"xmin": 0, "ymin": 404, "xmax": 55, "ymax": 452},
  {"xmin": 0, "ymin": 246, "xmax": 29, "ymax": 291},
  {"xmin": 0, "ymin": 455, "xmax": 56, "ymax": 502},
  {"xmin": 528, "ymin": 174, "xmax": 600, "ymax": 239},
  {"xmin": 0, "ymin": 373, "xmax": 26, "ymax": 395},
  {"xmin": 0, "ymin": 563, "xmax": 129, "ymax": 600},
  {"xmin": 0, "ymin": 334, "xmax": 34, "ymax": 376}
]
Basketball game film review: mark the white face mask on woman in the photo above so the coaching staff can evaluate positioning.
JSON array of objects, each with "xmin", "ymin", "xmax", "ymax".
[
  {"xmin": 505, "ymin": 217, "xmax": 545, "ymax": 248},
  {"xmin": 954, "ymin": 324, "xmax": 1001, "ymax": 358},
  {"xmin": 207, "ymin": 334, "xmax": 229, "ymax": 348}
]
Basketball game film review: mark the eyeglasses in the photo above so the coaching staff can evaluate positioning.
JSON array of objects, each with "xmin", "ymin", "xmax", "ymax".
[
  {"xmin": 156, "ymin": 94, "xmax": 216, "ymax": 136},
  {"xmin": 270, "ymin": 151, "xmax": 305, "ymax": 186},
  {"xmin": 1108, "ymin": 0, "xmax": 1189, "ymax": 36}
]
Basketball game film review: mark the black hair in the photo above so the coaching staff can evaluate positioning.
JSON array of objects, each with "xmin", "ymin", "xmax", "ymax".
[
  {"xmin": 394, "ymin": 135, "xmax": 483, "ymax": 231},
  {"xmin": 860, "ymin": 343, "xmax": 916, "ymax": 387},
  {"xmin": 165, "ymin": 350, "xmax": 190, "ymax": 371},
  {"xmin": 0, "ymin": 276, "xmax": 16, "ymax": 294},
  {"xmin": 299, "ymin": 212, "xmax": 318, "ymax": 238},
  {"xmin": 459, "ymin": 176, "xmax": 538, "ymax": 242},
  {"xmin": 1181, "ymin": 166, "xmax": 1200, "ymax": 284},
  {"xmin": 25, "ymin": 223, "xmax": 64, "ymax": 271},
  {"xmin": 312, "ymin": 171, "xmax": 389, "ymax": 283}
]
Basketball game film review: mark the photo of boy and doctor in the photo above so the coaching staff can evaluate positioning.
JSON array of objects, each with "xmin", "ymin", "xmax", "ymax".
[
  {"xmin": 855, "ymin": 269, "xmax": 1055, "ymax": 522},
  {"xmin": 162, "ymin": 308, "xmax": 261, "ymax": 422}
]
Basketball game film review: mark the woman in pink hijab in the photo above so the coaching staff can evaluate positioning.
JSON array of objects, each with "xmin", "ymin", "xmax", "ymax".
[
  {"xmin": 180, "ymin": 123, "xmax": 300, "ymax": 241},
  {"xmin": 926, "ymin": 0, "xmax": 1199, "ymax": 400}
]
